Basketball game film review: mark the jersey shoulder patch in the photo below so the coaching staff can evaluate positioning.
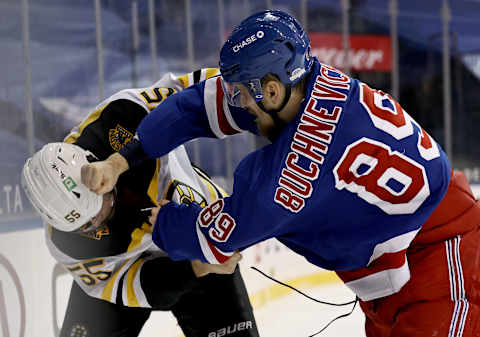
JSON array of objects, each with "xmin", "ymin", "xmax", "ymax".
[{"xmin": 109, "ymin": 124, "xmax": 134, "ymax": 151}]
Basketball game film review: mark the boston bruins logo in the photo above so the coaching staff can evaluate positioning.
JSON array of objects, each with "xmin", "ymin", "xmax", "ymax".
[
  {"xmin": 109, "ymin": 124, "xmax": 133, "ymax": 151},
  {"xmin": 166, "ymin": 180, "xmax": 208, "ymax": 208}
]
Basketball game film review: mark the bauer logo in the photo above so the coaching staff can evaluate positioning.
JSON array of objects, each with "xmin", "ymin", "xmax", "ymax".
[
  {"xmin": 208, "ymin": 320, "xmax": 253, "ymax": 337},
  {"xmin": 289, "ymin": 67, "xmax": 306, "ymax": 81},
  {"xmin": 232, "ymin": 31, "xmax": 264, "ymax": 53}
]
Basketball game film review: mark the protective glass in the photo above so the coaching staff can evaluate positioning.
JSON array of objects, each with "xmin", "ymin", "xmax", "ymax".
[{"xmin": 221, "ymin": 77, "xmax": 264, "ymax": 107}]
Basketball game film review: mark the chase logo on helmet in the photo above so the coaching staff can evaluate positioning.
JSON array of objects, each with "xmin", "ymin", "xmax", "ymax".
[{"xmin": 232, "ymin": 30, "xmax": 264, "ymax": 53}]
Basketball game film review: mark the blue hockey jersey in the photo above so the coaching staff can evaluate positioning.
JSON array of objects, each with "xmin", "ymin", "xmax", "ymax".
[{"xmin": 138, "ymin": 58, "xmax": 451, "ymax": 301}]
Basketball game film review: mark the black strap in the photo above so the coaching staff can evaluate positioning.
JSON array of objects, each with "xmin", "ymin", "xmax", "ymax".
[
  {"xmin": 257, "ymin": 84, "xmax": 292, "ymax": 126},
  {"xmin": 251, "ymin": 266, "xmax": 358, "ymax": 337}
]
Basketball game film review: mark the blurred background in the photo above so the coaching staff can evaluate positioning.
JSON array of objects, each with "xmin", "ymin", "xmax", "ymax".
[
  {"xmin": 1, "ymin": 0, "xmax": 480, "ymax": 336},
  {"xmin": 3, "ymin": 0, "xmax": 480, "ymax": 225}
]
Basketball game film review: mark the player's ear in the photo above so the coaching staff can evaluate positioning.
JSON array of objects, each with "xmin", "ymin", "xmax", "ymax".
[{"xmin": 263, "ymin": 80, "xmax": 283, "ymax": 108}]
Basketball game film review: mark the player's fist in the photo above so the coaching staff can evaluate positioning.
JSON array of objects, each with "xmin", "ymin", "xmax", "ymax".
[
  {"xmin": 81, "ymin": 161, "xmax": 117, "ymax": 194},
  {"xmin": 191, "ymin": 251, "xmax": 242, "ymax": 277},
  {"xmin": 81, "ymin": 153, "xmax": 129, "ymax": 194}
]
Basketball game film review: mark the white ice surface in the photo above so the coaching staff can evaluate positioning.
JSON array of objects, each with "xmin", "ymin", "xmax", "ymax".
[{"xmin": 139, "ymin": 282, "xmax": 366, "ymax": 337}]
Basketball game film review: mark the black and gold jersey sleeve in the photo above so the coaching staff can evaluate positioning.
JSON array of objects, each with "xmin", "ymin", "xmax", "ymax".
[
  {"xmin": 64, "ymin": 96, "xmax": 162, "ymax": 207},
  {"xmin": 63, "ymin": 68, "xmax": 221, "ymax": 159},
  {"xmin": 64, "ymin": 99, "xmax": 148, "ymax": 160}
]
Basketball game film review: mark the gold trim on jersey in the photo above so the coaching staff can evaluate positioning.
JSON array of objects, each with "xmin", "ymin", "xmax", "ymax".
[
  {"xmin": 64, "ymin": 103, "xmax": 107, "ymax": 144},
  {"xmin": 147, "ymin": 158, "xmax": 161, "ymax": 206},
  {"xmin": 176, "ymin": 73, "xmax": 191, "ymax": 88},
  {"xmin": 139, "ymin": 87, "xmax": 176, "ymax": 111},
  {"xmin": 205, "ymin": 68, "xmax": 220, "ymax": 79},
  {"xmin": 141, "ymin": 222, "xmax": 153, "ymax": 234},
  {"xmin": 193, "ymin": 167, "xmax": 229, "ymax": 199},
  {"xmin": 125, "ymin": 258, "xmax": 144, "ymax": 307},
  {"xmin": 177, "ymin": 68, "xmax": 220, "ymax": 88},
  {"xmin": 197, "ymin": 175, "xmax": 217, "ymax": 201},
  {"xmin": 67, "ymin": 258, "xmax": 112, "ymax": 286},
  {"xmin": 216, "ymin": 185, "xmax": 228, "ymax": 198},
  {"xmin": 127, "ymin": 225, "xmax": 150, "ymax": 252},
  {"xmin": 101, "ymin": 259, "xmax": 130, "ymax": 302}
]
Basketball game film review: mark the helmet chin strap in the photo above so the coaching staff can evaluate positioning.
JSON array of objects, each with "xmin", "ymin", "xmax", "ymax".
[{"xmin": 257, "ymin": 84, "xmax": 291, "ymax": 127}]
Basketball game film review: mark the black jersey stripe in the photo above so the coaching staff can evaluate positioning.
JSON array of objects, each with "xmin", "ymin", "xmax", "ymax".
[
  {"xmin": 193, "ymin": 69, "xmax": 201, "ymax": 84},
  {"xmin": 116, "ymin": 272, "xmax": 127, "ymax": 305}
]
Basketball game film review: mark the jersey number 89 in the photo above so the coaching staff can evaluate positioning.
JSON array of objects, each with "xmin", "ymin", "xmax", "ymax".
[{"xmin": 198, "ymin": 199, "xmax": 236, "ymax": 243}]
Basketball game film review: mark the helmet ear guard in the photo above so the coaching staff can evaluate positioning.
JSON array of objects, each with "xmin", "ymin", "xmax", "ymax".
[{"xmin": 21, "ymin": 143, "xmax": 103, "ymax": 232}]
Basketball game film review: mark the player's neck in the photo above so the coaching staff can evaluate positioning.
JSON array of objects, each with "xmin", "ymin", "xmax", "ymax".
[{"xmin": 278, "ymin": 89, "xmax": 305, "ymax": 124}]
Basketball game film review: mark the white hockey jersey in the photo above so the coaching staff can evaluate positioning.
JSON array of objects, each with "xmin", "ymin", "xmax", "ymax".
[{"xmin": 46, "ymin": 69, "xmax": 226, "ymax": 307}]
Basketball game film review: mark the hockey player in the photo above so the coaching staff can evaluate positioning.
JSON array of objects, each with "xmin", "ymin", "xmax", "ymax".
[
  {"xmin": 81, "ymin": 10, "xmax": 480, "ymax": 336},
  {"xmin": 21, "ymin": 70, "xmax": 259, "ymax": 337}
]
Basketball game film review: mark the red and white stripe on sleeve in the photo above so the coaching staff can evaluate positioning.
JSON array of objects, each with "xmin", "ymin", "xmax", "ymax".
[
  {"xmin": 195, "ymin": 223, "xmax": 234, "ymax": 264},
  {"xmin": 336, "ymin": 228, "xmax": 420, "ymax": 301},
  {"xmin": 203, "ymin": 76, "xmax": 243, "ymax": 138}
]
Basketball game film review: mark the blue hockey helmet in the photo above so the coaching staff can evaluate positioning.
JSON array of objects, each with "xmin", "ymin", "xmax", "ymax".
[{"xmin": 220, "ymin": 10, "xmax": 313, "ymax": 107}]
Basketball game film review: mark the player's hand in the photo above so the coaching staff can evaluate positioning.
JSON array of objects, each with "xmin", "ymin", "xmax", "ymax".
[
  {"xmin": 191, "ymin": 251, "xmax": 242, "ymax": 277},
  {"xmin": 147, "ymin": 200, "xmax": 169, "ymax": 225},
  {"xmin": 81, "ymin": 153, "xmax": 129, "ymax": 194}
]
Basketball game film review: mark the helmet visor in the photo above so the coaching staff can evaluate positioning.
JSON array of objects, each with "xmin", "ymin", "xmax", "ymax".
[{"xmin": 221, "ymin": 77, "xmax": 263, "ymax": 107}]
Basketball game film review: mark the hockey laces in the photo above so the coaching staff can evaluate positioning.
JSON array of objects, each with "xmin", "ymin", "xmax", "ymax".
[{"xmin": 251, "ymin": 266, "xmax": 358, "ymax": 337}]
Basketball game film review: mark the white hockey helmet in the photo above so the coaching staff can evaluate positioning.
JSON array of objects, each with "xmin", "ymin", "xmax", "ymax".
[{"xmin": 21, "ymin": 142, "xmax": 103, "ymax": 232}]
